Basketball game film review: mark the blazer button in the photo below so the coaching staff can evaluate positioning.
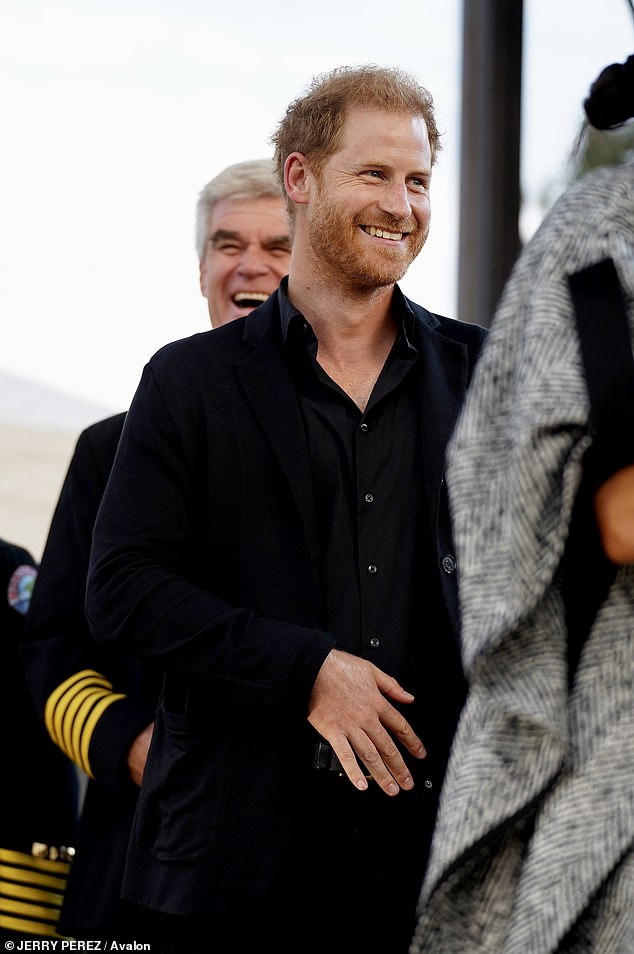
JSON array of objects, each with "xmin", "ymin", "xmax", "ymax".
[{"xmin": 441, "ymin": 554, "xmax": 456, "ymax": 575}]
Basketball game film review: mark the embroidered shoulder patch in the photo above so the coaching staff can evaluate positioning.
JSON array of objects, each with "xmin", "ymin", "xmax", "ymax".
[{"xmin": 7, "ymin": 563, "xmax": 38, "ymax": 615}]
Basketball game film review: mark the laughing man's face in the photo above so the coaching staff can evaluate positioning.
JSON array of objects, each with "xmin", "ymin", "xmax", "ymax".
[{"xmin": 199, "ymin": 195, "xmax": 291, "ymax": 327}]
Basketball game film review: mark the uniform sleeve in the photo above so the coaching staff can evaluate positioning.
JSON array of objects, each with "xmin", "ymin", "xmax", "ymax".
[
  {"xmin": 1, "ymin": 540, "xmax": 76, "ymax": 939},
  {"xmin": 20, "ymin": 420, "xmax": 157, "ymax": 795}
]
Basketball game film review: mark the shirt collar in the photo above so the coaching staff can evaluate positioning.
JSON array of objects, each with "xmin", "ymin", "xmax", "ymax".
[{"xmin": 278, "ymin": 277, "xmax": 418, "ymax": 356}]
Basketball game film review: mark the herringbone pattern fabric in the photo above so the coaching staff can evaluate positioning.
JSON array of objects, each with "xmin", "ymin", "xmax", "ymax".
[{"xmin": 411, "ymin": 163, "xmax": 634, "ymax": 954}]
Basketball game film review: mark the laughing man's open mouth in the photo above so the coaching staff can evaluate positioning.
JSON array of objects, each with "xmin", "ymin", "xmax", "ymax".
[{"xmin": 232, "ymin": 291, "xmax": 270, "ymax": 308}]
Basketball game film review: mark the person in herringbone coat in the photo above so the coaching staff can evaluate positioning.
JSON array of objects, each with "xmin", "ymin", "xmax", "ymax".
[{"xmin": 411, "ymin": 55, "xmax": 634, "ymax": 954}]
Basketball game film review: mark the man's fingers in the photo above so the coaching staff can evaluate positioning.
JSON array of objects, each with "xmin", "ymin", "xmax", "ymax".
[
  {"xmin": 333, "ymin": 743, "xmax": 369, "ymax": 792},
  {"xmin": 382, "ymin": 705, "xmax": 427, "ymax": 760},
  {"xmin": 358, "ymin": 730, "xmax": 419, "ymax": 795},
  {"xmin": 334, "ymin": 730, "xmax": 419, "ymax": 796},
  {"xmin": 374, "ymin": 668, "xmax": 416, "ymax": 703}
]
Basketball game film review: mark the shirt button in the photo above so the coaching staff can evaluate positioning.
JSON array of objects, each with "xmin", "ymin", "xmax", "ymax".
[
  {"xmin": 367, "ymin": 564, "xmax": 378, "ymax": 575},
  {"xmin": 441, "ymin": 554, "xmax": 457, "ymax": 575},
  {"xmin": 359, "ymin": 423, "xmax": 369, "ymax": 432},
  {"xmin": 369, "ymin": 637, "xmax": 380, "ymax": 649},
  {"xmin": 364, "ymin": 493, "xmax": 374, "ymax": 504}
]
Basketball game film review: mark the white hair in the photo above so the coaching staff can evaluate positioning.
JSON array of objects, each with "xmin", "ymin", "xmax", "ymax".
[{"xmin": 195, "ymin": 158, "xmax": 283, "ymax": 261}]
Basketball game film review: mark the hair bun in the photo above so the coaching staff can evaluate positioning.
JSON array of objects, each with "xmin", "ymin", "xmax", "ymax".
[{"xmin": 584, "ymin": 54, "xmax": 634, "ymax": 129}]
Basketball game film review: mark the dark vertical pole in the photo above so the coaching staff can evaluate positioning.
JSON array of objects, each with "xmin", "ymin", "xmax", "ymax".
[{"xmin": 458, "ymin": 0, "xmax": 523, "ymax": 327}]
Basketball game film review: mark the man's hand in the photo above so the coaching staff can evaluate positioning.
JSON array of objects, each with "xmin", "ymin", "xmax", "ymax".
[
  {"xmin": 126, "ymin": 722, "xmax": 154, "ymax": 786},
  {"xmin": 308, "ymin": 649, "xmax": 426, "ymax": 796}
]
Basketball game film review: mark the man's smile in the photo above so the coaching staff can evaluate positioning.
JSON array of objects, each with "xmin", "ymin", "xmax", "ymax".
[{"xmin": 360, "ymin": 225, "xmax": 408, "ymax": 242}]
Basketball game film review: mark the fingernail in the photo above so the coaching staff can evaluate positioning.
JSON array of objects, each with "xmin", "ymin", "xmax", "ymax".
[
  {"xmin": 388, "ymin": 782, "xmax": 399, "ymax": 796},
  {"xmin": 357, "ymin": 778, "xmax": 368, "ymax": 791},
  {"xmin": 402, "ymin": 775, "xmax": 413, "ymax": 789}
]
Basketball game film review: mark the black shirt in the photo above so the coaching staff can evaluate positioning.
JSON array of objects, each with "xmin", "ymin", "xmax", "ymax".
[{"xmin": 279, "ymin": 281, "xmax": 428, "ymax": 693}]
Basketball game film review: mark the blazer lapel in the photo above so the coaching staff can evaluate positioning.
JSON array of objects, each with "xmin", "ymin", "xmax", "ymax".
[
  {"xmin": 412, "ymin": 310, "xmax": 470, "ymax": 529},
  {"xmin": 399, "ymin": 305, "xmax": 474, "ymax": 653},
  {"xmin": 234, "ymin": 303, "xmax": 321, "ymax": 590}
]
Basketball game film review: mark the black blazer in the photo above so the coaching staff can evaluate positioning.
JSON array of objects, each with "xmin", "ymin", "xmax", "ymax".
[{"xmin": 86, "ymin": 288, "xmax": 485, "ymax": 917}]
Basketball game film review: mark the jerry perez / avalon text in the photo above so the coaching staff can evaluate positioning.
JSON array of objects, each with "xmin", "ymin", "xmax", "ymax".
[{"xmin": 6, "ymin": 942, "xmax": 151, "ymax": 951}]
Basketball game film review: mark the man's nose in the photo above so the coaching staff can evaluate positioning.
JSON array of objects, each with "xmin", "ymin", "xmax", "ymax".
[
  {"xmin": 378, "ymin": 180, "xmax": 412, "ymax": 221},
  {"xmin": 236, "ymin": 246, "xmax": 270, "ymax": 275}
]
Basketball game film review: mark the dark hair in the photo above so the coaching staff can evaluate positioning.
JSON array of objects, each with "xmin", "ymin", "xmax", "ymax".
[{"xmin": 584, "ymin": 54, "xmax": 634, "ymax": 129}]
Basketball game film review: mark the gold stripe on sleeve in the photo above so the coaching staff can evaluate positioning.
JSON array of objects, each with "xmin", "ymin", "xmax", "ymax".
[
  {"xmin": 44, "ymin": 669, "xmax": 112, "ymax": 747},
  {"xmin": 0, "ymin": 849, "xmax": 69, "ymax": 937},
  {"xmin": 0, "ymin": 894, "xmax": 62, "ymax": 923},
  {"xmin": 0, "ymin": 912, "xmax": 63, "ymax": 937},
  {"xmin": 77, "ymin": 692, "xmax": 127, "ymax": 778},
  {"xmin": 60, "ymin": 686, "xmax": 111, "ymax": 765},
  {"xmin": 0, "ymin": 879, "xmax": 64, "ymax": 906},
  {"xmin": 0, "ymin": 849, "xmax": 71, "ymax": 876},
  {"xmin": 0, "ymin": 864, "xmax": 67, "ymax": 892}
]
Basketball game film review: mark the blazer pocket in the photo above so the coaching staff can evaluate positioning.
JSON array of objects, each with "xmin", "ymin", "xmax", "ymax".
[{"xmin": 135, "ymin": 706, "xmax": 234, "ymax": 864}]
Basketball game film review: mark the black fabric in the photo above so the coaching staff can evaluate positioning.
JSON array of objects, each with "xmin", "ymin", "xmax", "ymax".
[
  {"xmin": 562, "ymin": 257, "xmax": 634, "ymax": 681},
  {"xmin": 281, "ymin": 289, "xmax": 469, "ymax": 897},
  {"xmin": 0, "ymin": 539, "xmax": 78, "ymax": 855},
  {"xmin": 280, "ymin": 287, "xmax": 467, "ymax": 808},
  {"xmin": 568, "ymin": 257, "xmax": 634, "ymax": 485},
  {"xmin": 281, "ymin": 288, "xmax": 423, "ymax": 686},
  {"xmin": 157, "ymin": 773, "xmax": 435, "ymax": 954},
  {"xmin": 85, "ymin": 288, "xmax": 486, "ymax": 920}
]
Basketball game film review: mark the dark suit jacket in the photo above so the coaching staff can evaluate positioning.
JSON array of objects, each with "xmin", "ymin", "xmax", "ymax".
[{"xmin": 86, "ymin": 287, "xmax": 486, "ymax": 918}]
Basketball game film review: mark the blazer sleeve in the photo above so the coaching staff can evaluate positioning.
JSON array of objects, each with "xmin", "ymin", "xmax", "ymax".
[
  {"xmin": 86, "ymin": 361, "xmax": 335, "ymax": 712},
  {"xmin": 21, "ymin": 416, "xmax": 157, "ymax": 794}
]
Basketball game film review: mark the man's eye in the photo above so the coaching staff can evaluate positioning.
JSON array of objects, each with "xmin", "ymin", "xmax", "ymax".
[{"xmin": 217, "ymin": 243, "xmax": 242, "ymax": 253}]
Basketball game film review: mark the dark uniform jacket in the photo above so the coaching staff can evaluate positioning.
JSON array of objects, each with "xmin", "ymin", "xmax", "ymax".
[
  {"xmin": 20, "ymin": 415, "xmax": 162, "ymax": 935},
  {"xmin": 1, "ymin": 538, "xmax": 77, "ymax": 939},
  {"xmin": 85, "ymin": 287, "xmax": 486, "ymax": 918}
]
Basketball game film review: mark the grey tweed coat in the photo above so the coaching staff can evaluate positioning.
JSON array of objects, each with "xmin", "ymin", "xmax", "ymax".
[{"xmin": 411, "ymin": 163, "xmax": 634, "ymax": 954}]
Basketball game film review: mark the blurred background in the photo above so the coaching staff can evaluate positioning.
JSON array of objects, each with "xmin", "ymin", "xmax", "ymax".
[{"xmin": 2, "ymin": 0, "xmax": 633, "ymax": 559}]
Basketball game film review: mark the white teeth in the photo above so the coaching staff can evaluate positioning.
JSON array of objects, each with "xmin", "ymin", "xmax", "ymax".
[
  {"xmin": 233, "ymin": 292, "xmax": 269, "ymax": 303},
  {"xmin": 363, "ymin": 226, "xmax": 403, "ymax": 241}
]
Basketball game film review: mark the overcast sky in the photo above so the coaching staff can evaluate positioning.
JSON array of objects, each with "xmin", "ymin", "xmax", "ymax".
[{"xmin": 2, "ymin": 0, "xmax": 633, "ymax": 414}]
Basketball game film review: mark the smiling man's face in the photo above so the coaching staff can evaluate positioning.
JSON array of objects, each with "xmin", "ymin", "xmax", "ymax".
[
  {"xmin": 199, "ymin": 195, "xmax": 291, "ymax": 327},
  {"xmin": 305, "ymin": 106, "xmax": 432, "ymax": 290}
]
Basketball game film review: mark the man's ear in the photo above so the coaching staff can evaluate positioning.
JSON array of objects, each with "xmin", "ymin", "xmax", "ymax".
[
  {"xmin": 199, "ymin": 259, "xmax": 207, "ymax": 298},
  {"xmin": 284, "ymin": 152, "xmax": 312, "ymax": 208}
]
